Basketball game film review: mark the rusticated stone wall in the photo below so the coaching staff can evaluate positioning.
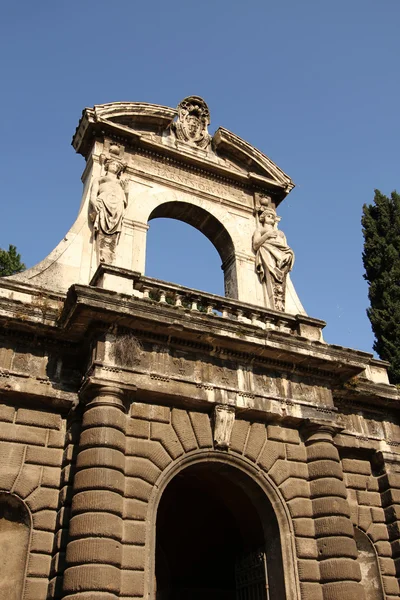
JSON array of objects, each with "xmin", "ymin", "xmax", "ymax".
[
  {"xmin": 81, "ymin": 400, "xmax": 362, "ymax": 600},
  {"xmin": 123, "ymin": 402, "xmax": 214, "ymax": 599},
  {"xmin": 342, "ymin": 455, "xmax": 399, "ymax": 599},
  {"xmin": 1, "ymin": 94, "xmax": 398, "ymax": 600},
  {"xmin": 1, "ymin": 395, "xmax": 399, "ymax": 600},
  {"xmin": 0, "ymin": 402, "xmax": 65, "ymax": 600},
  {"xmin": 48, "ymin": 415, "xmax": 81, "ymax": 599}
]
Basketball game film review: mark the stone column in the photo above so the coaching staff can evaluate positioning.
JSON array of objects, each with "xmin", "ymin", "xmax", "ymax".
[
  {"xmin": 305, "ymin": 425, "xmax": 366, "ymax": 600},
  {"xmin": 62, "ymin": 386, "xmax": 126, "ymax": 600}
]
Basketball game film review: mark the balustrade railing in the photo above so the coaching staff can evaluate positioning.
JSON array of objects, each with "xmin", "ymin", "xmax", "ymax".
[
  {"xmin": 134, "ymin": 275, "xmax": 325, "ymax": 340},
  {"xmin": 90, "ymin": 265, "xmax": 325, "ymax": 341}
]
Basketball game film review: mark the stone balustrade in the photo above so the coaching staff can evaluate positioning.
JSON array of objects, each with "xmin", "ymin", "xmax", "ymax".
[{"xmin": 90, "ymin": 264, "xmax": 326, "ymax": 342}]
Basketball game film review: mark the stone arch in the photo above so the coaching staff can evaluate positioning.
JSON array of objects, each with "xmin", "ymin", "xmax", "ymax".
[
  {"xmin": 143, "ymin": 195, "xmax": 239, "ymax": 299},
  {"xmin": 353, "ymin": 526, "xmax": 384, "ymax": 600},
  {"xmin": 0, "ymin": 492, "xmax": 32, "ymax": 600},
  {"xmin": 148, "ymin": 201, "xmax": 235, "ymax": 266},
  {"xmin": 146, "ymin": 450, "xmax": 301, "ymax": 600}
]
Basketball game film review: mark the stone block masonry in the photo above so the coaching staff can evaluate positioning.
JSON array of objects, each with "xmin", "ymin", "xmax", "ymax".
[{"xmin": 0, "ymin": 96, "xmax": 398, "ymax": 600}]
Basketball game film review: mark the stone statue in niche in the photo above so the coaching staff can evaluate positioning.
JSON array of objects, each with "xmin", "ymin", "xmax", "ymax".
[
  {"xmin": 252, "ymin": 196, "xmax": 294, "ymax": 311},
  {"xmin": 171, "ymin": 96, "xmax": 211, "ymax": 149},
  {"xmin": 89, "ymin": 146, "xmax": 129, "ymax": 263}
]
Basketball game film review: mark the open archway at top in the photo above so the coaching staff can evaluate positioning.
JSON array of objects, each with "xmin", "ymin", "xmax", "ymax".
[
  {"xmin": 145, "ymin": 219, "xmax": 224, "ymax": 295},
  {"xmin": 146, "ymin": 202, "xmax": 229, "ymax": 295}
]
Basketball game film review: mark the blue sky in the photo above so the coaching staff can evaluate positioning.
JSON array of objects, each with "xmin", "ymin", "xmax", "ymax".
[{"xmin": 1, "ymin": 1, "xmax": 399, "ymax": 355}]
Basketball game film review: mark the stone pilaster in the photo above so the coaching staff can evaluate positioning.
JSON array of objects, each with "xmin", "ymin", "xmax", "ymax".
[
  {"xmin": 305, "ymin": 425, "xmax": 365, "ymax": 600},
  {"xmin": 62, "ymin": 387, "xmax": 126, "ymax": 600}
]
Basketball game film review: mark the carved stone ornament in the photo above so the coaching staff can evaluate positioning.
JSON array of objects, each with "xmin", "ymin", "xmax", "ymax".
[
  {"xmin": 89, "ymin": 144, "xmax": 129, "ymax": 263},
  {"xmin": 172, "ymin": 96, "xmax": 211, "ymax": 149},
  {"xmin": 252, "ymin": 196, "xmax": 294, "ymax": 311},
  {"xmin": 213, "ymin": 404, "xmax": 235, "ymax": 450}
]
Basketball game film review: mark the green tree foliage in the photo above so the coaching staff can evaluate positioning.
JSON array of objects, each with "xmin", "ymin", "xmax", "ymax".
[
  {"xmin": 362, "ymin": 190, "xmax": 400, "ymax": 383},
  {"xmin": 0, "ymin": 245, "xmax": 26, "ymax": 277}
]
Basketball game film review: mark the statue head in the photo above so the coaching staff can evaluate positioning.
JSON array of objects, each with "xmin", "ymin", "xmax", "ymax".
[
  {"xmin": 105, "ymin": 158, "xmax": 125, "ymax": 176},
  {"xmin": 258, "ymin": 199, "xmax": 280, "ymax": 226},
  {"xmin": 99, "ymin": 153, "xmax": 126, "ymax": 178},
  {"xmin": 260, "ymin": 207, "xmax": 278, "ymax": 225}
]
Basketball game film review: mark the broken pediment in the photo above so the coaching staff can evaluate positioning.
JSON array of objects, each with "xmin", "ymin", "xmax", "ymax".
[
  {"xmin": 73, "ymin": 96, "xmax": 294, "ymax": 203},
  {"xmin": 13, "ymin": 93, "xmax": 303, "ymax": 315},
  {"xmin": 213, "ymin": 127, "xmax": 294, "ymax": 194}
]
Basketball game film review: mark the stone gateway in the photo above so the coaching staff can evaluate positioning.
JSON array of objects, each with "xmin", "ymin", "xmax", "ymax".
[{"xmin": 0, "ymin": 96, "xmax": 398, "ymax": 600}]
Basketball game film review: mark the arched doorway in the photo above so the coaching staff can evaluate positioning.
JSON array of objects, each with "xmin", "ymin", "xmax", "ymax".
[
  {"xmin": 0, "ymin": 493, "xmax": 31, "ymax": 599},
  {"xmin": 155, "ymin": 462, "xmax": 286, "ymax": 600},
  {"xmin": 354, "ymin": 527, "xmax": 384, "ymax": 600}
]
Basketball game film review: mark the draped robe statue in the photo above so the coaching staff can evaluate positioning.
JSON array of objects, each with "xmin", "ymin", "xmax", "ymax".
[
  {"xmin": 252, "ymin": 206, "xmax": 294, "ymax": 311},
  {"xmin": 89, "ymin": 157, "xmax": 128, "ymax": 263}
]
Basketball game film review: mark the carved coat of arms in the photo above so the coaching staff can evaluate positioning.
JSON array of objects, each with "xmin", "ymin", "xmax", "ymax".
[{"xmin": 172, "ymin": 96, "xmax": 211, "ymax": 149}]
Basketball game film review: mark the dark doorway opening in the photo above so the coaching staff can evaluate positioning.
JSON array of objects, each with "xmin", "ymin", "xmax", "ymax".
[{"xmin": 155, "ymin": 462, "xmax": 286, "ymax": 600}]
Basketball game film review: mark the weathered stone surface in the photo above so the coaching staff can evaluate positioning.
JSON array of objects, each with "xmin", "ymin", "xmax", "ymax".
[
  {"xmin": 269, "ymin": 459, "xmax": 308, "ymax": 486},
  {"xmin": 130, "ymin": 402, "xmax": 170, "ymax": 424},
  {"xmin": 72, "ymin": 491, "xmax": 124, "ymax": 516},
  {"xmin": 150, "ymin": 422, "xmax": 184, "ymax": 459},
  {"xmin": 300, "ymin": 582, "xmax": 323, "ymax": 600},
  {"xmin": 0, "ymin": 405, "xmax": 15, "ymax": 422},
  {"xmin": 16, "ymin": 408, "xmax": 61, "ymax": 430},
  {"xmin": 124, "ymin": 498, "xmax": 148, "ymax": 521},
  {"xmin": 297, "ymin": 558, "xmax": 320, "ymax": 581},
  {"xmin": 342, "ymin": 458, "xmax": 372, "ymax": 476},
  {"xmin": 172, "ymin": 409, "xmax": 197, "ymax": 452},
  {"xmin": 30, "ymin": 531, "xmax": 54, "ymax": 555},
  {"xmin": 293, "ymin": 517, "xmax": 315, "ymax": 538},
  {"xmin": 244, "ymin": 422, "xmax": 266, "ymax": 461},
  {"xmin": 126, "ymin": 438, "xmax": 172, "ymax": 470},
  {"xmin": 124, "ymin": 477, "xmax": 153, "ymax": 501},
  {"xmin": 288, "ymin": 498, "xmax": 314, "ymax": 519},
  {"xmin": 0, "ymin": 95, "xmax": 397, "ymax": 600},
  {"xmin": 258, "ymin": 439, "xmax": 286, "ymax": 472},
  {"xmin": 80, "ymin": 427, "xmax": 126, "ymax": 452},
  {"xmin": 230, "ymin": 419, "xmax": 250, "ymax": 454},
  {"xmin": 63, "ymin": 564, "xmax": 121, "ymax": 593},
  {"xmin": 296, "ymin": 537, "xmax": 319, "ymax": 559},
  {"xmin": 120, "ymin": 570, "xmax": 144, "ymax": 597},
  {"xmin": 66, "ymin": 538, "xmax": 122, "ymax": 566},
  {"xmin": 68, "ymin": 513, "xmax": 123, "ymax": 540},
  {"xmin": 24, "ymin": 577, "xmax": 49, "ymax": 600},
  {"xmin": 189, "ymin": 411, "xmax": 213, "ymax": 448},
  {"xmin": 126, "ymin": 418, "xmax": 150, "ymax": 439},
  {"xmin": 125, "ymin": 456, "xmax": 161, "ymax": 485},
  {"xmin": 123, "ymin": 520, "xmax": 146, "ymax": 546},
  {"xmin": 286, "ymin": 443, "xmax": 307, "ymax": 462},
  {"xmin": 267, "ymin": 424, "xmax": 300, "ymax": 444},
  {"xmin": 32, "ymin": 510, "xmax": 57, "ymax": 532}
]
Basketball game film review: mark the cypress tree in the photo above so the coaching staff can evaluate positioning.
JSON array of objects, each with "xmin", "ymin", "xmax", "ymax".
[
  {"xmin": 362, "ymin": 190, "xmax": 400, "ymax": 384},
  {"xmin": 0, "ymin": 245, "xmax": 25, "ymax": 277}
]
